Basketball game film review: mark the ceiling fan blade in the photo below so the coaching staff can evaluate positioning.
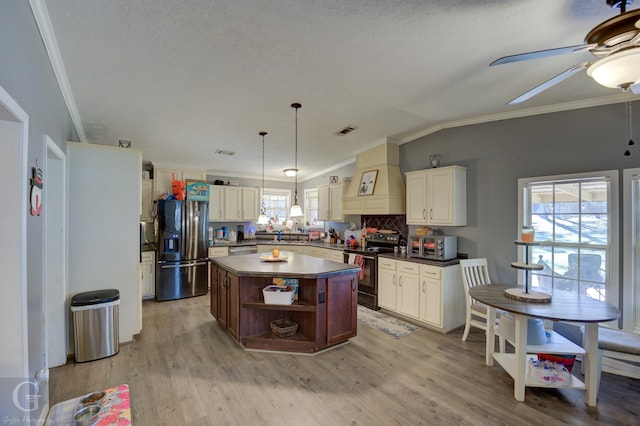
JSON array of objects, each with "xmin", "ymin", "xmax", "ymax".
[
  {"xmin": 490, "ymin": 44, "xmax": 596, "ymax": 66},
  {"xmin": 507, "ymin": 62, "xmax": 589, "ymax": 105}
]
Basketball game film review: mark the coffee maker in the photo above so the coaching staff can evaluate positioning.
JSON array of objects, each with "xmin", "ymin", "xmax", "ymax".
[{"xmin": 237, "ymin": 225, "xmax": 244, "ymax": 242}]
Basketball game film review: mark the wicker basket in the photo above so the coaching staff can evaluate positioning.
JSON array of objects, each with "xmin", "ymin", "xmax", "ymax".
[{"xmin": 270, "ymin": 318, "xmax": 298, "ymax": 338}]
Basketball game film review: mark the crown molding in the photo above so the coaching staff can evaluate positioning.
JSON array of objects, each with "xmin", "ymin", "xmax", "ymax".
[
  {"xmin": 29, "ymin": 0, "xmax": 87, "ymax": 143},
  {"xmin": 397, "ymin": 94, "xmax": 637, "ymax": 144}
]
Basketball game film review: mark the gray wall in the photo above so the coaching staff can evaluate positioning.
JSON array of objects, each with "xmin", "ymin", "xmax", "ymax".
[
  {"xmin": 401, "ymin": 102, "xmax": 640, "ymax": 285},
  {"xmin": 1, "ymin": 1, "xmax": 76, "ymax": 419}
]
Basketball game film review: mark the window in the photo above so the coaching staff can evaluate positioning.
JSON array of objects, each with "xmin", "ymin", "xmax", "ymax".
[
  {"xmin": 304, "ymin": 188, "xmax": 323, "ymax": 227},
  {"xmin": 519, "ymin": 171, "xmax": 619, "ymax": 305},
  {"xmin": 623, "ymin": 169, "xmax": 640, "ymax": 331},
  {"xmin": 261, "ymin": 188, "xmax": 291, "ymax": 225}
]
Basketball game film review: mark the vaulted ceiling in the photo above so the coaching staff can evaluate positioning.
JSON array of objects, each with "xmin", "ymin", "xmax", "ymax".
[{"xmin": 40, "ymin": 0, "xmax": 638, "ymax": 181}]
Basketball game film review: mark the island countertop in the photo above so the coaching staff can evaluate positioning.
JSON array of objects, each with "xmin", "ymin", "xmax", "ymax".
[{"xmin": 210, "ymin": 252, "xmax": 360, "ymax": 278}]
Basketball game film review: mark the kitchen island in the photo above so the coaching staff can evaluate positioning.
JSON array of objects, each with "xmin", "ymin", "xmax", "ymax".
[{"xmin": 210, "ymin": 252, "xmax": 360, "ymax": 354}]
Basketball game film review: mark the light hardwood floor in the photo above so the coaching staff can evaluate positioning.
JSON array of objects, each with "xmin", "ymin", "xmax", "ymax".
[{"xmin": 50, "ymin": 295, "xmax": 639, "ymax": 425}]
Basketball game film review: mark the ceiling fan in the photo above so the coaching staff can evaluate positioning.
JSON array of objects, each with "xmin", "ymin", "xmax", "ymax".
[{"xmin": 491, "ymin": 0, "xmax": 640, "ymax": 104}]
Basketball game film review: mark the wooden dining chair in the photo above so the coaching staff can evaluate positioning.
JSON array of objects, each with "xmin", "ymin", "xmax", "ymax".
[{"xmin": 460, "ymin": 258, "xmax": 505, "ymax": 352}]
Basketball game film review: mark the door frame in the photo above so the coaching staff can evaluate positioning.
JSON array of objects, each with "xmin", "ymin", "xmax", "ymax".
[
  {"xmin": 0, "ymin": 85, "xmax": 29, "ymax": 398},
  {"xmin": 44, "ymin": 135, "xmax": 67, "ymax": 367}
]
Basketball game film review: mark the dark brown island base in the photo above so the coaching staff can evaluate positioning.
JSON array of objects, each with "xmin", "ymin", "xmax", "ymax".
[{"xmin": 209, "ymin": 252, "xmax": 361, "ymax": 354}]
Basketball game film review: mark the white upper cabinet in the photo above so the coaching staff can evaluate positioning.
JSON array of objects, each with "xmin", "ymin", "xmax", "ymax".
[
  {"xmin": 406, "ymin": 166, "xmax": 466, "ymax": 226},
  {"xmin": 209, "ymin": 185, "xmax": 224, "ymax": 221},
  {"xmin": 214, "ymin": 186, "xmax": 258, "ymax": 222},
  {"xmin": 317, "ymin": 183, "xmax": 345, "ymax": 221},
  {"xmin": 140, "ymin": 178, "xmax": 153, "ymax": 221}
]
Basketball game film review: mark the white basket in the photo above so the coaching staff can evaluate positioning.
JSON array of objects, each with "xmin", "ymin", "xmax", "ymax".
[{"xmin": 262, "ymin": 285, "xmax": 294, "ymax": 305}]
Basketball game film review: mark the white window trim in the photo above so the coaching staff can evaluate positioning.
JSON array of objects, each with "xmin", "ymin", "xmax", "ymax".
[
  {"xmin": 261, "ymin": 187, "xmax": 292, "ymax": 223},
  {"xmin": 518, "ymin": 170, "xmax": 619, "ymax": 310},
  {"xmin": 623, "ymin": 168, "xmax": 639, "ymax": 332}
]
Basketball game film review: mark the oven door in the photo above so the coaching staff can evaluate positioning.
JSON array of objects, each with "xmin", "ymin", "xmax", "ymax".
[{"xmin": 344, "ymin": 252, "xmax": 378, "ymax": 309}]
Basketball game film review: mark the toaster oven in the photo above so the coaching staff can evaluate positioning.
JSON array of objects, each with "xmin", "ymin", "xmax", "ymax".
[{"xmin": 409, "ymin": 235, "xmax": 457, "ymax": 261}]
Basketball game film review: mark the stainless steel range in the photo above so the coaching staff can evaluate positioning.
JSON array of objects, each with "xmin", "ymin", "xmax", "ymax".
[{"xmin": 344, "ymin": 233, "xmax": 401, "ymax": 310}]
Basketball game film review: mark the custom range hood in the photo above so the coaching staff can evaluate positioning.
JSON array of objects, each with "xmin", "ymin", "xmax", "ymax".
[{"xmin": 342, "ymin": 139, "xmax": 406, "ymax": 215}]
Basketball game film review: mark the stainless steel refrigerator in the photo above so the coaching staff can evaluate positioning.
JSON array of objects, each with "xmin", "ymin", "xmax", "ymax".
[{"xmin": 156, "ymin": 199, "xmax": 209, "ymax": 301}]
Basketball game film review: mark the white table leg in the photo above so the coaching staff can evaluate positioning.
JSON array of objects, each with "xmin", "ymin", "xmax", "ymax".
[
  {"xmin": 486, "ymin": 306, "xmax": 496, "ymax": 366},
  {"xmin": 514, "ymin": 314, "xmax": 527, "ymax": 402},
  {"xmin": 583, "ymin": 323, "xmax": 600, "ymax": 406}
]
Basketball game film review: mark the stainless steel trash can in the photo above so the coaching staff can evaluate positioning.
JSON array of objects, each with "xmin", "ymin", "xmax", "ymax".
[{"xmin": 71, "ymin": 289, "xmax": 120, "ymax": 362}]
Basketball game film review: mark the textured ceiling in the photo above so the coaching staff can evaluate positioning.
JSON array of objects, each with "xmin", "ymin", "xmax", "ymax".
[{"xmin": 42, "ymin": 0, "xmax": 638, "ymax": 181}]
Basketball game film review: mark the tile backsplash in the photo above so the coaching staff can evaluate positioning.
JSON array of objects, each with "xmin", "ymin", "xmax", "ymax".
[{"xmin": 362, "ymin": 215, "xmax": 408, "ymax": 240}]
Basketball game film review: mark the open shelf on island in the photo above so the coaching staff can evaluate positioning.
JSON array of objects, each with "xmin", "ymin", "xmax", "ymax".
[
  {"xmin": 242, "ymin": 301, "xmax": 316, "ymax": 312},
  {"xmin": 243, "ymin": 331, "xmax": 317, "ymax": 353}
]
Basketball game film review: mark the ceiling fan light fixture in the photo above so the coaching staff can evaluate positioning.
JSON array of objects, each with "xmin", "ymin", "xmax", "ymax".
[{"xmin": 587, "ymin": 47, "xmax": 640, "ymax": 89}]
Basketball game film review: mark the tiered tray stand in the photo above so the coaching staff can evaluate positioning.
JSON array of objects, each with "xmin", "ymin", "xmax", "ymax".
[{"xmin": 505, "ymin": 240, "xmax": 551, "ymax": 303}]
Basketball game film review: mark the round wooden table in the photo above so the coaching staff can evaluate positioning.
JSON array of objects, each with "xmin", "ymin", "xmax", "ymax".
[{"xmin": 469, "ymin": 284, "xmax": 620, "ymax": 406}]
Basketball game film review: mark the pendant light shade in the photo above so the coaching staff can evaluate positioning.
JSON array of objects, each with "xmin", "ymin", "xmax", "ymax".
[
  {"xmin": 289, "ymin": 103, "xmax": 304, "ymax": 217},
  {"xmin": 257, "ymin": 131, "xmax": 269, "ymax": 225}
]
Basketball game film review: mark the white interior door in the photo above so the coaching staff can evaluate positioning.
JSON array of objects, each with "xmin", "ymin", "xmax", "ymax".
[{"xmin": 45, "ymin": 135, "xmax": 67, "ymax": 367}]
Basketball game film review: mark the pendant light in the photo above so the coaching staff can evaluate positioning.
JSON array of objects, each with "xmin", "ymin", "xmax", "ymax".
[
  {"xmin": 257, "ymin": 131, "xmax": 269, "ymax": 224},
  {"xmin": 289, "ymin": 103, "xmax": 303, "ymax": 217}
]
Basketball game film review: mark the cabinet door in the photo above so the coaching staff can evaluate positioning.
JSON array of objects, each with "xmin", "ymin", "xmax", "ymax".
[
  {"xmin": 317, "ymin": 185, "xmax": 330, "ymax": 221},
  {"xmin": 241, "ymin": 187, "xmax": 258, "ymax": 221},
  {"xmin": 426, "ymin": 166, "xmax": 466, "ymax": 226},
  {"xmin": 210, "ymin": 264, "xmax": 218, "ymax": 319},
  {"xmin": 223, "ymin": 187, "xmax": 242, "ymax": 220},
  {"xmin": 218, "ymin": 269, "xmax": 228, "ymax": 329},
  {"xmin": 182, "ymin": 169, "xmax": 207, "ymax": 182},
  {"xmin": 326, "ymin": 275, "xmax": 357, "ymax": 345},
  {"xmin": 140, "ymin": 252, "xmax": 155, "ymax": 299},
  {"xmin": 227, "ymin": 273, "xmax": 239, "ymax": 340},
  {"xmin": 329, "ymin": 184, "xmax": 343, "ymax": 220},
  {"xmin": 329, "ymin": 249, "xmax": 345, "ymax": 262},
  {"xmin": 420, "ymin": 267, "xmax": 443, "ymax": 327},
  {"xmin": 406, "ymin": 173, "xmax": 427, "ymax": 224},
  {"xmin": 141, "ymin": 179, "xmax": 153, "ymax": 220},
  {"xmin": 378, "ymin": 267, "xmax": 397, "ymax": 310},
  {"xmin": 209, "ymin": 185, "xmax": 224, "ymax": 221},
  {"xmin": 155, "ymin": 168, "xmax": 180, "ymax": 198},
  {"xmin": 398, "ymin": 271, "xmax": 420, "ymax": 319},
  {"xmin": 427, "ymin": 169, "xmax": 453, "ymax": 225}
]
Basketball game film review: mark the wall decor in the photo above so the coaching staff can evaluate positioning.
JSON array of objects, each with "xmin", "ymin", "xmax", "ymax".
[
  {"xmin": 358, "ymin": 170, "xmax": 378, "ymax": 196},
  {"xmin": 30, "ymin": 164, "xmax": 43, "ymax": 216}
]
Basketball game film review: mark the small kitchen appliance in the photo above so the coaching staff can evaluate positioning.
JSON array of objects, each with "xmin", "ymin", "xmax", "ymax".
[{"xmin": 408, "ymin": 235, "xmax": 457, "ymax": 261}]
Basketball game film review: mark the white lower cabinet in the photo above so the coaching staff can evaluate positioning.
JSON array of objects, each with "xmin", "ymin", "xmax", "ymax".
[
  {"xmin": 378, "ymin": 258, "xmax": 397, "ymax": 310},
  {"xmin": 140, "ymin": 251, "xmax": 155, "ymax": 300},
  {"xmin": 378, "ymin": 258, "xmax": 465, "ymax": 333},
  {"xmin": 397, "ymin": 261, "xmax": 420, "ymax": 319},
  {"xmin": 305, "ymin": 245, "xmax": 344, "ymax": 261},
  {"xmin": 419, "ymin": 265, "xmax": 442, "ymax": 327}
]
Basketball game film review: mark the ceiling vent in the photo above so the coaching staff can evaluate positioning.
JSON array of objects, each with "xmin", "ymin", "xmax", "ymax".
[
  {"xmin": 336, "ymin": 126, "xmax": 356, "ymax": 136},
  {"xmin": 214, "ymin": 149, "xmax": 236, "ymax": 156}
]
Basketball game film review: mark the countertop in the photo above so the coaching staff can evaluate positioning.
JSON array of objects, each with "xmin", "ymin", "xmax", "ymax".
[
  {"xmin": 377, "ymin": 252, "xmax": 461, "ymax": 267},
  {"xmin": 210, "ymin": 252, "xmax": 360, "ymax": 278}
]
